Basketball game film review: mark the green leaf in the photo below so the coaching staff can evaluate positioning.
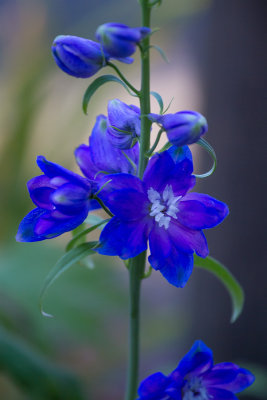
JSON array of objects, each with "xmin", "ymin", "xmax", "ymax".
[
  {"xmin": 194, "ymin": 255, "xmax": 244, "ymax": 323},
  {"xmin": 40, "ymin": 242, "xmax": 99, "ymax": 317},
  {"xmin": 149, "ymin": 44, "xmax": 169, "ymax": 63},
  {"xmin": 84, "ymin": 214, "xmax": 106, "ymax": 226},
  {"xmin": 82, "ymin": 74, "xmax": 136, "ymax": 114},
  {"xmin": 150, "ymin": 91, "xmax": 164, "ymax": 114},
  {"xmin": 194, "ymin": 138, "xmax": 217, "ymax": 178},
  {"xmin": 66, "ymin": 220, "xmax": 109, "ymax": 251}
]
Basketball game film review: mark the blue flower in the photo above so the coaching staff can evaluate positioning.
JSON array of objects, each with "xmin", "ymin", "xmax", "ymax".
[
  {"xmin": 137, "ymin": 340, "xmax": 255, "ymax": 400},
  {"xmin": 97, "ymin": 149, "xmax": 228, "ymax": 287},
  {"xmin": 16, "ymin": 156, "xmax": 97, "ymax": 242},
  {"xmin": 52, "ymin": 35, "xmax": 105, "ymax": 78},
  {"xmin": 95, "ymin": 23, "xmax": 151, "ymax": 63},
  {"xmin": 107, "ymin": 99, "xmax": 141, "ymax": 149},
  {"xmin": 75, "ymin": 114, "xmax": 139, "ymax": 179},
  {"xmin": 149, "ymin": 111, "xmax": 208, "ymax": 147}
]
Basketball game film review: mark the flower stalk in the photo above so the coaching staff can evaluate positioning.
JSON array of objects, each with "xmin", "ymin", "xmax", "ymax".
[{"xmin": 125, "ymin": 1, "xmax": 152, "ymax": 399}]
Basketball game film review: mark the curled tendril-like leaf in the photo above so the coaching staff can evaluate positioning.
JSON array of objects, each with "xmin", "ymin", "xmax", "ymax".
[{"xmin": 194, "ymin": 138, "xmax": 217, "ymax": 179}]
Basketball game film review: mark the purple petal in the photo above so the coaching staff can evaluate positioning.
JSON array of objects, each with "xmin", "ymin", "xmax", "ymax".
[
  {"xmin": 75, "ymin": 144, "xmax": 98, "ymax": 180},
  {"xmin": 27, "ymin": 175, "xmax": 55, "ymax": 210},
  {"xmin": 97, "ymin": 217, "xmax": 149, "ymax": 259},
  {"xmin": 175, "ymin": 340, "xmax": 213, "ymax": 378},
  {"xmin": 178, "ymin": 193, "xmax": 229, "ymax": 230},
  {"xmin": 98, "ymin": 173, "xmax": 145, "ymax": 203},
  {"xmin": 168, "ymin": 220, "xmax": 209, "ymax": 258},
  {"xmin": 137, "ymin": 372, "xmax": 170, "ymax": 399},
  {"xmin": 51, "ymin": 183, "xmax": 90, "ymax": 215},
  {"xmin": 16, "ymin": 208, "xmax": 48, "ymax": 242},
  {"xmin": 167, "ymin": 145, "xmax": 193, "ymax": 174},
  {"xmin": 206, "ymin": 388, "xmax": 238, "ymax": 399},
  {"xmin": 37, "ymin": 156, "xmax": 90, "ymax": 190},
  {"xmin": 207, "ymin": 363, "xmax": 255, "ymax": 393}
]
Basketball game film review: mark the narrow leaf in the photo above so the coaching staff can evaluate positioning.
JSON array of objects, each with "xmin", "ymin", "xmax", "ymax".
[
  {"xmin": 40, "ymin": 242, "xmax": 99, "ymax": 317},
  {"xmin": 150, "ymin": 91, "xmax": 164, "ymax": 114},
  {"xmin": 66, "ymin": 220, "xmax": 109, "ymax": 251},
  {"xmin": 82, "ymin": 74, "xmax": 135, "ymax": 114},
  {"xmin": 149, "ymin": 44, "xmax": 169, "ymax": 63},
  {"xmin": 194, "ymin": 255, "xmax": 244, "ymax": 323},
  {"xmin": 195, "ymin": 137, "xmax": 217, "ymax": 178},
  {"xmin": 84, "ymin": 214, "xmax": 106, "ymax": 226}
]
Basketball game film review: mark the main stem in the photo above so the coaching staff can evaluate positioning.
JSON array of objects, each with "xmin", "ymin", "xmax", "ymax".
[{"xmin": 125, "ymin": 2, "xmax": 152, "ymax": 400}]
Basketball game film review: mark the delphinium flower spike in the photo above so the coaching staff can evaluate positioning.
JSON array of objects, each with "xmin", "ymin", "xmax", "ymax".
[{"xmin": 137, "ymin": 340, "xmax": 255, "ymax": 400}]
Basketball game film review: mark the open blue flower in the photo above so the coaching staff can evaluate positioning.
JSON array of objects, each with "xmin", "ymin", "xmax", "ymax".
[
  {"xmin": 137, "ymin": 340, "xmax": 255, "ymax": 400},
  {"xmin": 75, "ymin": 114, "xmax": 139, "ymax": 179},
  {"xmin": 97, "ymin": 150, "xmax": 228, "ymax": 287},
  {"xmin": 149, "ymin": 111, "xmax": 208, "ymax": 147},
  {"xmin": 95, "ymin": 23, "xmax": 151, "ymax": 63},
  {"xmin": 107, "ymin": 99, "xmax": 141, "ymax": 149},
  {"xmin": 16, "ymin": 157, "xmax": 97, "ymax": 242}
]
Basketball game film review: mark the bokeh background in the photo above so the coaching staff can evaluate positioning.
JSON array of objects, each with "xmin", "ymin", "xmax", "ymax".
[{"xmin": 0, "ymin": 0, "xmax": 266, "ymax": 399}]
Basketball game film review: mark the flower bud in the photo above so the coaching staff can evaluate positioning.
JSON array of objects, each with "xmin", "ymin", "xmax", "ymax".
[
  {"xmin": 95, "ymin": 23, "xmax": 151, "ymax": 61},
  {"xmin": 149, "ymin": 111, "xmax": 208, "ymax": 147},
  {"xmin": 107, "ymin": 99, "xmax": 141, "ymax": 149},
  {"xmin": 52, "ymin": 35, "xmax": 105, "ymax": 78}
]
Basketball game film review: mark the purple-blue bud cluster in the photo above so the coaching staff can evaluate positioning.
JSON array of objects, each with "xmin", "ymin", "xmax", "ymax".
[{"xmin": 52, "ymin": 23, "xmax": 151, "ymax": 78}]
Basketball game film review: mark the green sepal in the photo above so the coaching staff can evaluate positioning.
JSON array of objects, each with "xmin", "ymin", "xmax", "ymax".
[
  {"xmin": 194, "ymin": 255, "xmax": 244, "ymax": 323},
  {"xmin": 82, "ymin": 74, "xmax": 136, "ymax": 114},
  {"xmin": 66, "ymin": 220, "xmax": 109, "ymax": 251},
  {"xmin": 194, "ymin": 138, "xmax": 217, "ymax": 179},
  {"xmin": 40, "ymin": 242, "xmax": 99, "ymax": 317},
  {"xmin": 150, "ymin": 91, "xmax": 164, "ymax": 114}
]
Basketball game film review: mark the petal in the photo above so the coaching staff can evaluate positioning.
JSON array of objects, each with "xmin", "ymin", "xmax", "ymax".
[
  {"xmin": 175, "ymin": 340, "xmax": 213, "ymax": 378},
  {"xmin": 167, "ymin": 145, "xmax": 193, "ymax": 174},
  {"xmin": 98, "ymin": 173, "xmax": 145, "ymax": 204},
  {"xmin": 16, "ymin": 208, "xmax": 48, "ymax": 242},
  {"xmin": 103, "ymin": 189, "xmax": 149, "ymax": 221},
  {"xmin": 137, "ymin": 372, "xmax": 170, "ymax": 399},
  {"xmin": 206, "ymin": 388, "xmax": 238, "ymax": 400},
  {"xmin": 107, "ymin": 99, "xmax": 141, "ymax": 135},
  {"xmin": 148, "ymin": 225, "xmax": 194, "ymax": 287},
  {"xmin": 168, "ymin": 220, "xmax": 209, "ymax": 258},
  {"xmin": 178, "ymin": 193, "xmax": 229, "ymax": 229},
  {"xmin": 37, "ymin": 156, "xmax": 90, "ymax": 190},
  {"xmin": 202, "ymin": 368, "xmax": 239, "ymax": 387},
  {"xmin": 97, "ymin": 217, "xmax": 149, "ymax": 259},
  {"xmin": 207, "ymin": 363, "xmax": 255, "ymax": 393},
  {"xmin": 144, "ymin": 151, "xmax": 195, "ymax": 196},
  {"xmin": 74, "ymin": 144, "xmax": 98, "ymax": 180},
  {"xmin": 27, "ymin": 175, "xmax": 56, "ymax": 210},
  {"xmin": 51, "ymin": 183, "xmax": 90, "ymax": 215}
]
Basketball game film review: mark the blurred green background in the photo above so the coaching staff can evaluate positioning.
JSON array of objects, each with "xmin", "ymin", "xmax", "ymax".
[{"xmin": 0, "ymin": 0, "xmax": 266, "ymax": 398}]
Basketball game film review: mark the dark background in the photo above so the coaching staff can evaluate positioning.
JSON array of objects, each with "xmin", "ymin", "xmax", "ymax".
[{"xmin": 0, "ymin": 0, "xmax": 266, "ymax": 398}]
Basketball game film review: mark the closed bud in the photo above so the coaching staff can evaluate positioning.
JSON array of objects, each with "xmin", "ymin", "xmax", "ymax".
[
  {"xmin": 95, "ymin": 23, "xmax": 151, "ymax": 62},
  {"xmin": 149, "ymin": 110, "xmax": 208, "ymax": 147},
  {"xmin": 52, "ymin": 35, "xmax": 105, "ymax": 78}
]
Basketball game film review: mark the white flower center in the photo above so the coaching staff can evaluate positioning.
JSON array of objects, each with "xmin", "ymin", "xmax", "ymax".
[
  {"xmin": 183, "ymin": 377, "xmax": 209, "ymax": 400},
  {"xmin": 147, "ymin": 185, "xmax": 181, "ymax": 230}
]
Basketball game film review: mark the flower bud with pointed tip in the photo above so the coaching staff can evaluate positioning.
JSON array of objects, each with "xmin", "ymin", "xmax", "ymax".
[
  {"xmin": 52, "ymin": 35, "xmax": 105, "ymax": 78},
  {"xmin": 95, "ymin": 23, "xmax": 151, "ymax": 62},
  {"xmin": 149, "ymin": 110, "xmax": 208, "ymax": 147},
  {"xmin": 107, "ymin": 99, "xmax": 141, "ymax": 149}
]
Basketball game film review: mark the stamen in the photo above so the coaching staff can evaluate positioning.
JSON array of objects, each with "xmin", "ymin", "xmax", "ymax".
[{"xmin": 148, "ymin": 185, "xmax": 181, "ymax": 229}]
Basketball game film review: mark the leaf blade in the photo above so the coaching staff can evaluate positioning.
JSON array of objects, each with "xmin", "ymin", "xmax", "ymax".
[
  {"xmin": 194, "ymin": 255, "xmax": 244, "ymax": 323},
  {"xmin": 150, "ymin": 91, "xmax": 164, "ymax": 114}
]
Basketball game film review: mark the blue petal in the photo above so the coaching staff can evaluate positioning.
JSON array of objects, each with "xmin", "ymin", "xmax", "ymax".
[
  {"xmin": 205, "ymin": 363, "xmax": 255, "ymax": 393},
  {"xmin": 167, "ymin": 145, "xmax": 193, "ymax": 174},
  {"xmin": 75, "ymin": 144, "xmax": 98, "ymax": 180},
  {"xmin": 37, "ymin": 156, "xmax": 90, "ymax": 190},
  {"xmin": 178, "ymin": 193, "xmax": 229, "ymax": 230},
  {"xmin": 16, "ymin": 208, "xmax": 48, "ymax": 242},
  {"xmin": 98, "ymin": 173, "xmax": 145, "ymax": 204},
  {"xmin": 206, "ymin": 388, "xmax": 238, "ymax": 399},
  {"xmin": 137, "ymin": 372, "xmax": 170, "ymax": 400},
  {"xmin": 27, "ymin": 175, "xmax": 56, "ymax": 210},
  {"xmin": 51, "ymin": 183, "xmax": 90, "ymax": 215},
  {"xmin": 97, "ymin": 217, "xmax": 149, "ymax": 259},
  {"xmin": 174, "ymin": 340, "xmax": 213, "ymax": 378}
]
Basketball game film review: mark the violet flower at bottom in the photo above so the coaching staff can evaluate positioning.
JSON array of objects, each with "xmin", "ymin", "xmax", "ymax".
[{"xmin": 137, "ymin": 340, "xmax": 255, "ymax": 400}]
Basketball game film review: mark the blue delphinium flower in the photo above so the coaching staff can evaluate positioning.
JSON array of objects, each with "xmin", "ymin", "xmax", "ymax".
[
  {"xmin": 75, "ymin": 114, "xmax": 139, "ymax": 179},
  {"xmin": 96, "ymin": 23, "xmax": 151, "ymax": 63},
  {"xmin": 137, "ymin": 340, "xmax": 255, "ymax": 400},
  {"xmin": 97, "ymin": 150, "xmax": 228, "ymax": 287},
  {"xmin": 107, "ymin": 99, "xmax": 141, "ymax": 149},
  {"xmin": 52, "ymin": 35, "xmax": 106, "ymax": 78},
  {"xmin": 16, "ymin": 156, "xmax": 97, "ymax": 242},
  {"xmin": 149, "ymin": 111, "xmax": 208, "ymax": 147}
]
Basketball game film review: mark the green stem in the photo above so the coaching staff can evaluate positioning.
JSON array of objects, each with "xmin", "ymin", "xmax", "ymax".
[
  {"xmin": 125, "ymin": 2, "xmax": 152, "ymax": 400},
  {"xmin": 107, "ymin": 62, "xmax": 140, "ymax": 95},
  {"xmin": 146, "ymin": 128, "xmax": 163, "ymax": 156}
]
